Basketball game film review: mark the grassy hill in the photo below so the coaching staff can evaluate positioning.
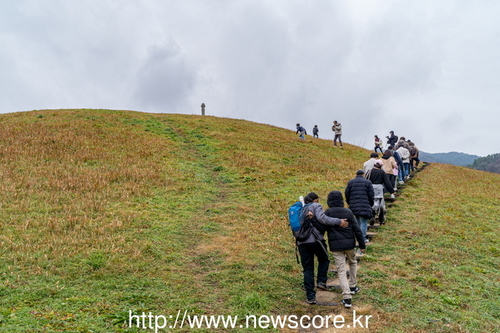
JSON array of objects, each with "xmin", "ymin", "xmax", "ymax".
[{"xmin": 0, "ymin": 109, "xmax": 498, "ymax": 332}]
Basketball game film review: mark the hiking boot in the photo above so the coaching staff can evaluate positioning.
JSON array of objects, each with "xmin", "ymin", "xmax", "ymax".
[
  {"xmin": 306, "ymin": 298, "xmax": 317, "ymax": 305},
  {"xmin": 316, "ymin": 282, "xmax": 331, "ymax": 291},
  {"xmin": 350, "ymin": 286, "xmax": 361, "ymax": 294},
  {"xmin": 341, "ymin": 299, "xmax": 352, "ymax": 308}
]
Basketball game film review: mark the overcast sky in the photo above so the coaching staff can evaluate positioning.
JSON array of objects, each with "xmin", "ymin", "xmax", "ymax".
[{"xmin": 1, "ymin": 0, "xmax": 499, "ymax": 156}]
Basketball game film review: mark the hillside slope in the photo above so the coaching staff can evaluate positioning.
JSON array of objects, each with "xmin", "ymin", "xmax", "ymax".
[{"xmin": 0, "ymin": 109, "xmax": 498, "ymax": 332}]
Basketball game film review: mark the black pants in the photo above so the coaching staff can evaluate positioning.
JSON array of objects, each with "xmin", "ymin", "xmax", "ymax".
[
  {"xmin": 389, "ymin": 174, "xmax": 397, "ymax": 189},
  {"xmin": 411, "ymin": 157, "xmax": 420, "ymax": 170},
  {"xmin": 334, "ymin": 134, "xmax": 342, "ymax": 146},
  {"xmin": 298, "ymin": 241, "xmax": 329, "ymax": 300}
]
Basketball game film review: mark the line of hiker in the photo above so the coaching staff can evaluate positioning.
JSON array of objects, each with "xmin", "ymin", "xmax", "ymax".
[
  {"xmin": 296, "ymin": 121, "xmax": 343, "ymax": 147},
  {"xmin": 377, "ymin": 130, "xmax": 421, "ymax": 185},
  {"xmin": 289, "ymin": 130, "xmax": 420, "ymax": 308}
]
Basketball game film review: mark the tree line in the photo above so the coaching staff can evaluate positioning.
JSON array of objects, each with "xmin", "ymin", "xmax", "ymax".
[{"xmin": 467, "ymin": 153, "xmax": 500, "ymax": 174}]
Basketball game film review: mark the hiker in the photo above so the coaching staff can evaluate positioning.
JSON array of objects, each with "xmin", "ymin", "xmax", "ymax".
[
  {"xmin": 332, "ymin": 121, "xmax": 343, "ymax": 147},
  {"xmin": 298, "ymin": 192, "xmax": 349, "ymax": 305},
  {"xmin": 324, "ymin": 191, "xmax": 365, "ymax": 309},
  {"xmin": 345, "ymin": 170, "xmax": 374, "ymax": 243},
  {"xmin": 386, "ymin": 131, "xmax": 398, "ymax": 148},
  {"xmin": 396, "ymin": 140, "xmax": 411, "ymax": 181},
  {"xmin": 366, "ymin": 162, "xmax": 395, "ymax": 224},
  {"xmin": 313, "ymin": 125, "xmax": 319, "ymax": 139},
  {"xmin": 296, "ymin": 123, "xmax": 307, "ymax": 140},
  {"xmin": 395, "ymin": 136, "xmax": 411, "ymax": 151},
  {"xmin": 381, "ymin": 150, "xmax": 398, "ymax": 192},
  {"xmin": 409, "ymin": 141, "xmax": 420, "ymax": 171},
  {"xmin": 388, "ymin": 145, "xmax": 405, "ymax": 184},
  {"xmin": 374, "ymin": 135, "xmax": 383, "ymax": 153},
  {"xmin": 363, "ymin": 152, "xmax": 381, "ymax": 174}
]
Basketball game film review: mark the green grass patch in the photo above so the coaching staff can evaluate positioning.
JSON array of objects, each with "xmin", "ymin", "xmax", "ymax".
[{"xmin": 0, "ymin": 109, "xmax": 498, "ymax": 332}]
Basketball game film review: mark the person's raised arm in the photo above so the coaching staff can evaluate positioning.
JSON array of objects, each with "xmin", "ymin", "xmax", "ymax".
[{"xmin": 308, "ymin": 204, "xmax": 348, "ymax": 228}]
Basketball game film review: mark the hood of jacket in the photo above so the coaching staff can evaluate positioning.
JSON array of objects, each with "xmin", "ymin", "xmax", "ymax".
[{"xmin": 327, "ymin": 191, "xmax": 344, "ymax": 208}]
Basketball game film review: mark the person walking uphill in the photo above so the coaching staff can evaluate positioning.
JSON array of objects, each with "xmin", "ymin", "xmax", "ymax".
[
  {"xmin": 363, "ymin": 152, "xmax": 381, "ymax": 174},
  {"xmin": 396, "ymin": 141, "xmax": 411, "ymax": 181},
  {"xmin": 296, "ymin": 123, "xmax": 307, "ymax": 140},
  {"xmin": 297, "ymin": 193, "xmax": 349, "ymax": 305},
  {"xmin": 374, "ymin": 135, "xmax": 383, "ymax": 153},
  {"xmin": 381, "ymin": 150, "xmax": 398, "ymax": 192},
  {"xmin": 332, "ymin": 121, "xmax": 343, "ymax": 147},
  {"xmin": 313, "ymin": 125, "xmax": 319, "ymax": 138},
  {"xmin": 345, "ymin": 170, "xmax": 374, "ymax": 243},
  {"xmin": 366, "ymin": 162, "xmax": 395, "ymax": 224},
  {"xmin": 388, "ymin": 145, "xmax": 404, "ymax": 184},
  {"xmin": 386, "ymin": 131, "xmax": 398, "ymax": 148},
  {"xmin": 324, "ymin": 191, "xmax": 365, "ymax": 308}
]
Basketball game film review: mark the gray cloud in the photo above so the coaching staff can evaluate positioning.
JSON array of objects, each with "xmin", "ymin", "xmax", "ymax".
[
  {"xmin": 133, "ymin": 43, "xmax": 196, "ymax": 112},
  {"xmin": 1, "ymin": 0, "xmax": 499, "ymax": 156}
]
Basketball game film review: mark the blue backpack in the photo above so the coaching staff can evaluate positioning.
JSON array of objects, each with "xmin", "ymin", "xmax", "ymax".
[
  {"xmin": 287, "ymin": 198, "xmax": 327, "ymax": 263},
  {"xmin": 288, "ymin": 198, "xmax": 314, "ymax": 241},
  {"xmin": 288, "ymin": 201, "xmax": 306, "ymax": 232}
]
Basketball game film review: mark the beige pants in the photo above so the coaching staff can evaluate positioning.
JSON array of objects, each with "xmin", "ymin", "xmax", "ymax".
[{"xmin": 332, "ymin": 249, "xmax": 358, "ymax": 299}]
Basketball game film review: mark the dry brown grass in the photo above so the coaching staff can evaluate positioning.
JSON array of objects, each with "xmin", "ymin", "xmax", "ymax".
[
  {"xmin": 0, "ymin": 110, "xmax": 179, "ymax": 275},
  {"xmin": 1, "ymin": 109, "xmax": 497, "ymax": 332}
]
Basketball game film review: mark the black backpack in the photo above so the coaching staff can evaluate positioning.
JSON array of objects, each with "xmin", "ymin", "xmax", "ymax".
[{"xmin": 293, "ymin": 209, "xmax": 328, "ymax": 263}]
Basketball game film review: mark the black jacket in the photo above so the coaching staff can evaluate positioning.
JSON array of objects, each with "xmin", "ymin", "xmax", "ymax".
[
  {"xmin": 345, "ymin": 175, "xmax": 374, "ymax": 218},
  {"xmin": 368, "ymin": 168, "xmax": 395, "ymax": 194},
  {"xmin": 324, "ymin": 191, "xmax": 366, "ymax": 251},
  {"xmin": 387, "ymin": 134, "xmax": 398, "ymax": 146}
]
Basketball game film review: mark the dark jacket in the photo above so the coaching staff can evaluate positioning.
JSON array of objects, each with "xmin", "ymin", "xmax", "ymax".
[
  {"xmin": 324, "ymin": 191, "xmax": 365, "ymax": 251},
  {"xmin": 392, "ymin": 150, "xmax": 404, "ymax": 168},
  {"xmin": 387, "ymin": 134, "xmax": 398, "ymax": 146},
  {"xmin": 296, "ymin": 126, "xmax": 307, "ymax": 134},
  {"xmin": 345, "ymin": 175, "xmax": 374, "ymax": 218},
  {"xmin": 368, "ymin": 168, "xmax": 395, "ymax": 194}
]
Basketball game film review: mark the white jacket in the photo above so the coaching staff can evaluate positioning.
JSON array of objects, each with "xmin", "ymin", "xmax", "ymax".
[{"xmin": 396, "ymin": 147, "xmax": 411, "ymax": 163}]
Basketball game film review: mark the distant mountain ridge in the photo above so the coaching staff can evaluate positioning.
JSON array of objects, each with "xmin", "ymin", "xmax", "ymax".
[
  {"xmin": 419, "ymin": 151, "xmax": 480, "ymax": 166},
  {"xmin": 467, "ymin": 153, "xmax": 500, "ymax": 174}
]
